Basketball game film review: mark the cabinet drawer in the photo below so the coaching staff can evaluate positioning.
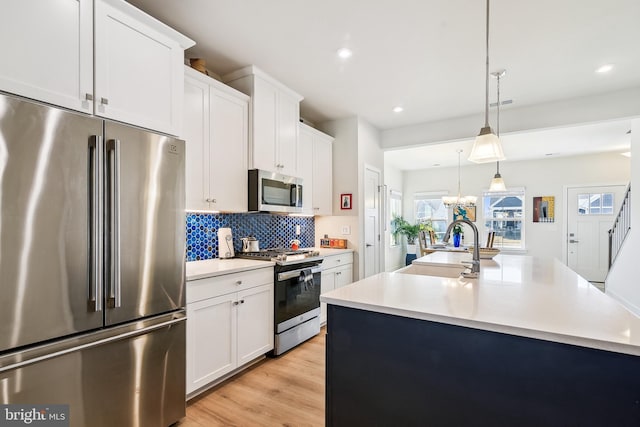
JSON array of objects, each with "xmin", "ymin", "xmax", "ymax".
[
  {"xmin": 322, "ymin": 252, "xmax": 353, "ymax": 270},
  {"xmin": 187, "ymin": 267, "xmax": 273, "ymax": 303}
]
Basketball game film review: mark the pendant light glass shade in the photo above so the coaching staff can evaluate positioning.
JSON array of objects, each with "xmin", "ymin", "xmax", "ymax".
[
  {"xmin": 469, "ymin": 127, "xmax": 505, "ymax": 163},
  {"xmin": 489, "ymin": 173, "xmax": 506, "ymax": 192},
  {"xmin": 468, "ymin": 0, "xmax": 506, "ymax": 164}
]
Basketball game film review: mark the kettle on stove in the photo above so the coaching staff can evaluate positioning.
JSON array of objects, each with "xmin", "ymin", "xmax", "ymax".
[{"xmin": 241, "ymin": 236, "xmax": 260, "ymax": 252}]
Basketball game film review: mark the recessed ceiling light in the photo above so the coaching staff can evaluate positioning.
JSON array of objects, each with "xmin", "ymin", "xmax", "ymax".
[
  {"xmin": 596, "ymin": 64, "xmax": 614, "ymax": 73},
  {"xmin": 393, "ymin": 106, "xmax": 404, "ymax": 113},
  {"xmin": 336, "ymin": 47, "xmax": 353, "ymax": 59}
]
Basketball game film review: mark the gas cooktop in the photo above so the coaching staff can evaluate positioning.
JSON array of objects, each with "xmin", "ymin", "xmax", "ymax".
[{"xmin": 236, "ymin": 248, "xmax": 321, "ymax": 265}]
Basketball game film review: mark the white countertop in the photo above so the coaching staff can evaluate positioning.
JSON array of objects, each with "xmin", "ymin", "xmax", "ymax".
[
  {"xmin": 185, "ymin": 247, "xmax": 353, "ymax": 281},
  {"xmin": 186, "ymin": 258, "xmax": 275, "ymax": 281},
  {"xmin": 321, "ymin": 253, "xmax": 640, "ymax": 356}
]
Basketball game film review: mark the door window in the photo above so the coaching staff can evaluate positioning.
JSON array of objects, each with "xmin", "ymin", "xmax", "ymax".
[{"xmin": 578, "ymin": 193, "xmax": 614, "ymax": 215}]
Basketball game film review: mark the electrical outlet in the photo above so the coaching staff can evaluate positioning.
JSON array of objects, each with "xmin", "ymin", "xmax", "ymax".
[
  {"xmin": 341, "ymin": 225, "xmax": 351, "ymax": 235},
  {"xmin": 295, "ymin": 225, "xmax": 301, "ymax": 235}
]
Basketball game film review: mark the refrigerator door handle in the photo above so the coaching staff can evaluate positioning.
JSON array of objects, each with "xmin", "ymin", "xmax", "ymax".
[
  {"xmin": 107, "ymin": 138, "xmax": 121, "ymax": 309},
  {"xmin": 0, "ymin": 312, "xmax": 186, "ymax": 374},
  {"xmin": 88, "ymin": 135, "xmax": 103, "ymax": 312}
]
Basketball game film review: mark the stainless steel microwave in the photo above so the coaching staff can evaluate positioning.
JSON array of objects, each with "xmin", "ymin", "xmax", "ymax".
[{"xmin": 248, "ymin": 169, "xmax": 303, "ymax": 213}]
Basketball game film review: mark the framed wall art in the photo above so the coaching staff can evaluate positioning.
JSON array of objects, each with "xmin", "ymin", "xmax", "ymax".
[
  {"xmin": 340, "ymin": 193, "xmax": 352, "ymax": 210},
  {"xmin": 533, "ymin": 196, "xmax": 555, "ymax": 222}
]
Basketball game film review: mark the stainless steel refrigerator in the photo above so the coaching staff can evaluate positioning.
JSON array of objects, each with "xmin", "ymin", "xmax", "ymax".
[{"xmin": 0, "ymin": 93, "xmax": 186, "ymax": 426}]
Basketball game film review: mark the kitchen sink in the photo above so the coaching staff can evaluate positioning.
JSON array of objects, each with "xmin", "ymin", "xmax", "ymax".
[{"xmin": 394, "ymin": 263, "xmax": 465, "ymax": 278}]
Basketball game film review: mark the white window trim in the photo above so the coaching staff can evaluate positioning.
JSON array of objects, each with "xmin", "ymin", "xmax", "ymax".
[
  {"xmin": 482, "ymin": 187, "xmax": 526, "ymax": 251},
  {"xmin": 389, "ymin": 189, "xmax": 403, "ymax": 247}
]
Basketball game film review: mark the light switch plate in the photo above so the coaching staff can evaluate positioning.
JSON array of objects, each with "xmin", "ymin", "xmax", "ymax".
[{"xmin": 341, "ymin": 225, "xmax": 351, "ymax": 235}]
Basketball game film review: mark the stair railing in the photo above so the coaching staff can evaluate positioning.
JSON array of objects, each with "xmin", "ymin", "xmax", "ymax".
[{"xmin": 608, "ymin": 184, "xmax": 631, "ymax": 268}]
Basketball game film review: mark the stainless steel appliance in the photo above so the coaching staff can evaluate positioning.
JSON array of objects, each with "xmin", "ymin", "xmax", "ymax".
[
  {"xmin": 0, "ymin": 93, "xmax": 186, "ymax": 426},
  {"xmin": 241, "ymin": 236, "xmax": 260, "ymax": 252},
  {"xmin": 248, "ymin": 169, "xmax": 303, "ymax": 213},
  {"xmin": 236, "ymin": 249, "xmax": 322, "ymax": 354}
]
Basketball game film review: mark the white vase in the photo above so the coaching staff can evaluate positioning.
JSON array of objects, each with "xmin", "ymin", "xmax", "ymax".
[{"xmin": 406, "ymin": 244, "xmax": 417, "ymax": 255}]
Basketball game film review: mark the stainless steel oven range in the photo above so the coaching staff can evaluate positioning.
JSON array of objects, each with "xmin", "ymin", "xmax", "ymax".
[{"xmin": 236, "ymin": 249, "xmax": 323, "ymax": 355}]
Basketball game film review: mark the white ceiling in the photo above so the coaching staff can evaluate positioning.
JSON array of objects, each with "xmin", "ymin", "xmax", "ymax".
[{"xmin": 128, "ymin": 0, "xmax": 639, "ymax": 168}]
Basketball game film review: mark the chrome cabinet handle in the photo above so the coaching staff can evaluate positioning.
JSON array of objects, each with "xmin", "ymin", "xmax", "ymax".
[
  {"xmin": 107, "ymin": 139, "xmax": 121, "ymax": 309},
  {"xmin": 236, "ymin": 280, "xmax": 242, "ymax": 285},
  {"xmin": 233, "ymin": 301, "xmax": 239, "ymax": 306},
  {"xmin": 101, "ymin": 97, "xmax": 109, "ymax": 105},
  {"xmin": 569, "ymin": 239, "xmax": 580, "ymax": 243},
  {"xmin": 366, "ymin": 243, "xmax": 373, "ymax": 247},
  {"xmin": 85, "ymin": 93, "xmax": 94, "ymax": 101}
]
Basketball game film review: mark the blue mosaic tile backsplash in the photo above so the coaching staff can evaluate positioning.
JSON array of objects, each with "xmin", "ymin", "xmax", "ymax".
[{"xmin": 186, "ymin": 213, "xmax": 315, "ymax": 261}]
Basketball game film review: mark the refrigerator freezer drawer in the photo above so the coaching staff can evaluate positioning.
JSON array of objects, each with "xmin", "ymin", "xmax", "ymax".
[{"xmin": 0, "ymin": 312, "xmax": 186, "ymax": 427}]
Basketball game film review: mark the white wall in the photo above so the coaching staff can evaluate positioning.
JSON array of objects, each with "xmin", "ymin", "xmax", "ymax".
[
  {"xmin": 606, "ymin": 118, "xmax": 640, "ymax": 315},
  {"xmin": 320, "ymin": 117, "xmax": 359, "ymax": 216},
  {"xmin": 384, "ymin": 163, "xmax": 404, "ymax": 271},
  {"xmin": 403, "ymin": 152, "xmax": 630, "ymax": 260},
  {"xmin": 316, "ymin": 117, "xmax": 385, "ymax": 280}
]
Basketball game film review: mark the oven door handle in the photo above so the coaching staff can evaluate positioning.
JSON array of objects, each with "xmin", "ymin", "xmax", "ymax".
[{"xmin": 277, "ymin": 266, "xmax": 322, "ymax": 281}]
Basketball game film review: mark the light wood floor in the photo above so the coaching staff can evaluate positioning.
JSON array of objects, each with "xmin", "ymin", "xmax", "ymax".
[{"xmin": 178, "ymin": 331, "xmax": 326, "ymax": 427}]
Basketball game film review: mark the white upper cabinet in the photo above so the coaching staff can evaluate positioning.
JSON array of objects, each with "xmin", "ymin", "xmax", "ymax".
[
  {"xmin": 223, "ymin": 66, "xmax": 303, "ymax": 177},
  {"xmin": 0, "ymin": 0, "xmax": 94, "ymax": 113},
  {"xmin": 298, "ymin": 125, "xmax": 314, "ymax": 215},
  {"xmin": 0, "ymin": 0, "xmax": 194, "ymax": 136},
  {"xmin": 183, "ymin": 66, "xmax": 249, "ymax": 212},
  {"xmin": 300, "ymin": 123, "xmax": 334, "ymax": 215}
]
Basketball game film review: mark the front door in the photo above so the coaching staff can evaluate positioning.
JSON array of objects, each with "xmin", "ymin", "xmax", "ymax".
[{"xmin": 566, "ymin": 185, "xmax": 626, "ymax": 283}]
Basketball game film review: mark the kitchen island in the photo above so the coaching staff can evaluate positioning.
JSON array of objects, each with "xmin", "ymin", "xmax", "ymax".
[{"xmin": 320, "ymin": 254, "xmax": 640, "ymax": 426}]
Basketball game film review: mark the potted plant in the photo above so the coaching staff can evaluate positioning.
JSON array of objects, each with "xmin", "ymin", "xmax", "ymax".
[
  {"xmin": 391, "ymin": 216, "xmax": 423, "ymax": 254},
  {"xmin": 452, "ymin": 224, "xmax": 463, "ymax": 248}
]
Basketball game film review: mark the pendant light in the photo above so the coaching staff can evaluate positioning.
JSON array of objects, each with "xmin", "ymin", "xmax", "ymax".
[
  {"xmin": 443, "ymin": 149, "xmax": 477, "ymax": 208},
  {"xmin": 468, "ymin": 0, "xmax": 506, "ymax": 164},
  {"xmin": 489, "ymin": 69, "xmax": 507, "ymax": 192}
]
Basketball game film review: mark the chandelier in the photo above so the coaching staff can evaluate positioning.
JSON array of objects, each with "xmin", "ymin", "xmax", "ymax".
[{"xmin": 442, "ymin": 149, "xmax": 477, "ymax": 208}]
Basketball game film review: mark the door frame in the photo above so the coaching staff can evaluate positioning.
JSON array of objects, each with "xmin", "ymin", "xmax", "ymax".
[
  {"xmin": 562, "ymin": 182, "xmax": 628, "ymax": 266},
  {"xmin": 363, "ymin": 164, "xmax": 383, "ymax": 278}
]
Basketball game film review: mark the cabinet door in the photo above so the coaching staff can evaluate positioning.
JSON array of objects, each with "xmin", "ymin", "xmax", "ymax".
[
  {"xmin": 313, "ymin": 133, "xmax": 333, "ymax": 215},
  {"xmin": 94, "ymin": 0, "xmax": 183, "ymax": 135},
  {"xmin": 335, "ymin": 264, "xmax": 354, "ymax": 289},
  {"xmin": 298, "ymin": 125, "xmax": 314, "ymax": 214},
  {"xmin": 277, "ymin": 90, "xmax": 299, "ymax": 176},
  {"xmin": 237, "ymin": 284, "xmax": 274, "ymax": 366},
  {"xmin": 252, "ymin": 77, "xmax": 278, "ymax": 171},
  {"xmin": 0, "ymin": 0, "xmax": 93, "ymax": 113},
  {"xmin": 320, "ymin": 270, "xmax": 337, "ymax": 325},
  {"xmin": 183, "ymin": 74, "xmax": 211, "ymax": 211},
  {"xmin": 186, "ymin": 294, "xmax": 237, "ymax": 394},
  {"xmin": 210, "ymin": 86, "xmax": 249, "ymax": 212}
]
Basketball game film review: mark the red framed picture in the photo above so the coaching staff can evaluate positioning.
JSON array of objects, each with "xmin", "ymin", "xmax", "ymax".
[{"xmin": 340, "ymin": 193, "xmax": 352, "ymax": 210}]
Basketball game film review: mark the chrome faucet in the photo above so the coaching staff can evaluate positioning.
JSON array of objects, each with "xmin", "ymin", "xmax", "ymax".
[{"xmin": 443, "ymin": 218, "xmax": 480, "ymax": 278}]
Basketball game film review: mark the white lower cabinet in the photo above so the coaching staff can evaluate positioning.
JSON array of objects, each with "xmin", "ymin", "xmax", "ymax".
[
  {"xmin": 186, "ymin": 267, "xmax": 274, "ymax": 395},
  {"xmin": 320, "ymin": 252, "xmax": 354, "ymax": 324}
]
